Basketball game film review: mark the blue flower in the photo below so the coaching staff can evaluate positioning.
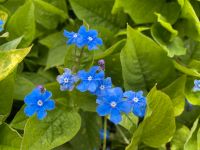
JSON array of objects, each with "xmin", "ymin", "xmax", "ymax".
[
  {"xmin": 76, "ymin": 66, "xmax": 104, "ymax": 92},
  {"xmin": 78, "ymin": 25, "xmax": 103, "ymax": 50},
  {"xmin": 123, "ymin": 91, "xmax": 146, "ymax": 117},
  {"xmin": 193, "ymin": 79, "xmax": 200, "ymax": 92},
  {"xmin": 0, "ymin": 20, "xmax": 4, "ymax": 32},
  {"xmin": 99, "ymin": 129, "xmax": 110, "ymax": 140},
  {"xmin": 94, "ymin": 77, "xmax": 112, "ymax": 97},
  {"xmin": 64, "ymin": 27, "xmax": 83, "ymax": 48},
  {"xmin": 57, "ymin": 68, "xmax": 79, "ymax": 91},
  {"xmin": 96, "ymin": 87, "xmax": 132, "ymax": 124},
  {"xmin": 24, "ymin": 86, "xmax": 55, "ymax": 120}
]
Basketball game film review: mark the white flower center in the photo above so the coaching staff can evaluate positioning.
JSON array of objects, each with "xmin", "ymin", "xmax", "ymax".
[
  {"xmin": 110, "ymin": 101, "xmax": 117, "ymax": 108},
  {"xmin": 88, "ymin": 36, "xmax": 93, "ymax": 41},
  {"xmin": 37, "ymin": 100, "xmax": 43, "ymax": 106},
  {"xmin": 133, "ymin": 97, "xmax": 139, "ymax": 103},
  {"xmin": 88, "ymin": 76, "xmax": 93, "ymax": 81},
  {"xmin": 64, "ymin": 78, "xmax": 69, "ymax": 83},
  {"xmin": 73, "ymin": 33, "xmax": 78, "ymax": 38},
  {"xmin": 100, "ymin": 85, "xmax": 105, "ymax": 90}
]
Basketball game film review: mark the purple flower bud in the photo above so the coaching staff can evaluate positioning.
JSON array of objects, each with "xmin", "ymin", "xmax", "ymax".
[
  {"xmin": 37, "ymin": 85, "xmax": 46, "ymax": 93},
  {"xmin": 98, "ymin": 59, "xmax": 105, "ymax": 70}
]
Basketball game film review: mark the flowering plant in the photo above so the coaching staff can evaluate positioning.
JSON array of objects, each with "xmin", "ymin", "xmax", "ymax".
[{"xmin": 0, "ymin": 0, "xmax": 200, "ymax": 150}]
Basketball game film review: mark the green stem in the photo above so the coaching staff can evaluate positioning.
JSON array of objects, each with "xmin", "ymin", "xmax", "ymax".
[
  {"xmin": 125, "ymin": 113, "xmax": 134, "ymax": 126},
  {"xmin": 103, "ymin": 117, "xmax": 107, "ymax": 150},
  {"xmin": 72, "ymin": 47, "xmax": 84, "ymax": 72},
  {"xmin": 116, "ymin": 125, "xmax": 130, "ymax": 144}
]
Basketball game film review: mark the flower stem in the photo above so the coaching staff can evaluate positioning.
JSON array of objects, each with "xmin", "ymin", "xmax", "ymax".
[
  {"xmin": 125, "ymin": 113, "xmax": 134, "ymax": 126},
  {"xmin": 72, "ymin": 47, "xmax": 84, "ymax": 72},
  {"xmin": 116, "ymin": 125, "xmax": 130, "ymax": 144},
  {"xmin": 103, "ymin": 117, "xmax": 107, "ymax": 150}
]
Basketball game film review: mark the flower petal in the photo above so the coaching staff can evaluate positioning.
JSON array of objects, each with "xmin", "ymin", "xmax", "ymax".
[
  {"xmin": 78, "ymin": 25, "xmax": 87, "ymax": 35},
  {"xmin": 77, "ymin": 70, "xmax": 87, "ymax": 79},
  {"xmin": 123, "ymin": 91, "xmax": 134, "ymax": 98},
  {"xmin": 96, "ymin": 103, "xmax": 111, "ymax": 116},
  {"xmin": 41, "ymin": 90, "xmax": 52, "ymax": 101},
  {"xmin": 89, "ymin": 66, "xmax": 99, "ymax": 75},
  {"xmin": 95, "ymin": 71, "xmax": 104, "ymax": 80},
  {"xmin": 88, "ymin": 29, "xmax": 98, "ymax": 37},
  {"xmin": 88, "ymin": 81, "xmax": 98, "ymax": 92},
  {"xmin": 104, "ymin": 77, "xmax": 112, "ymax": 87},
  {"xmin": 117, "ymin": 101, "xmax": 132, "ymax": 114},
  {"xmin": 76, "ymin": 81, "xmax": 89, "ymax": 92},
  {"xmin": 24, "ymin": 105, "xmax": 37, "ymax": 117},
  {"xmin": 110, "ymin": 109, "xmax": 122, "ymax": 124},
  {"xmin": 37, "ymin": 109, "xmax": 47, "ymax": 120},
  {"xmin": 133, "ymin": 103, "xmax": 146, "ymax": 117},
  {"xmin": 95, "ymin": 37, "xmax": 103, "ymax": 45},
  {"xmin": 44, "ymin": 100, "xmax": 55, "ymax": 110},
  {"xmin": 24, "ymin": 88, "xmax": 40, "ymax": 105}
]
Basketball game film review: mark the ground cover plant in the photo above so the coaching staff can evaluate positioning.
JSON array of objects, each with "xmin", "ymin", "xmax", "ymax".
[{"xmin": 0, "ymin": 0, "xmax": 200, "ymax": 150}]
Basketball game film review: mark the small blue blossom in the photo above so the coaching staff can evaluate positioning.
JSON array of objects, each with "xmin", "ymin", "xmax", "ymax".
[
  {"xmin": 24, "ymin": 86, "xmax": 55, "ymax": 120},
  {"xmin": 78, "ymin": 25, "xmax": 103, "ymax": 50},
  {"xmin": 96, "ymin": 87, "xmax": 132, "ymax": 124},
  {"xmin": 0, "ymin": 20, "xmax": 4, "ymax": 32},
  {"xmin": 76, "ymin": 66, "xmax": 104, "ymax": 93},
  {"xmin": 123, "ymin": 91, "xmax": 146, "ymax": 117},
  {"xmin": 57, "ymin": 68, "xmax": 79, "ymax": 91},
  {"xmin": 193, "ymin": 79, "xmax": 200, "ymax": 92},
  {"xmin": 94, "ymin": 77, "xmax": 112, "ymax": 97},
  {"xmin": 99, "ymin": 129, "xmax": 110, "ymax": 140},
  {"xmin": 64, "ymin": 27, "xmax": 83, "ymax": 48}
]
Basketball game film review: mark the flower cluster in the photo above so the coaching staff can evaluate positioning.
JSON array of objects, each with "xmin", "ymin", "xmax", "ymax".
[
  {"xmin": 23, "ymin": 26, "xmax": 146, "ymax": 124},
  {"xmin": 64, "ymin": 25, "xmax": 103, "ymax": 50},
  {"xmin": 24, "ymin": 85, "xmax": 55, "ymax": 120},
  {"xmin": 56, "ymin": 64, "xmax": 146, "ymax": 124},
  {"xmin": 0, "ymin": 19, "xmax": 4, "ymax": 32}
]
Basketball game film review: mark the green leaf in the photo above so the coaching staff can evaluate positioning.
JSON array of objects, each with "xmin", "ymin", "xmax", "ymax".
[
  {"xmin": 34, "ymin": 0, "xmax": 68, "ymax": 29},
  {"xmin": 0, "ymin": 123, "xmax": 22, "ymax": 150},
  {"xmin": 170, "ymin": 123, "xmax": 190, "ymax": 150},
  {"xmin": 7, "ymin": 0, "xmax": 35, "ymax": 47},
  {"xmin": 69, "ymin": 112, "xmax": 101, "ymax": 150},
  {"xmin": 10, "ymin": 105, "xmax": 28, "ymax": 130},
  {"xmin": 14, "ymin": 74, "xmax": 35, "ymax": 100},
  {"xmin": 184, "ymin": 116, "xmax": 200, "ymax": 150},
  {"xmin": 151, "ymin": 13, "xmax": 186, "ymax": 57},
  {"xmin": 198, "ymin": 127, "xmax": 200, "ymax": 150},
  {"xmin": 126, "ymin": 86, "xmax": 175, "ymax": 149},
  {"xmin": 45, "ymin": 82, "xmax": 68, "ymax": 99},
  {"xmin": 39, "ymin": 32, "xmax": 67, "ymax": 69},
  {"xmin": 176, "ymin": 0, "xmax": 200, "ymax": 41},
  {"xmin": 0, "ymin": 46, "xmax": 32, "ymax": 81},
  {"xmin": 119, "ymin": 113, "xmax": 138, "ymax": 133},
  {"xmin": 173, "ymin": 60, "xmax": 200, "ymax": 78},
  {"xmin": 105, "ymin": 53, "xmax": 123, "ymax": 86},
  {"xmin": 0, "ymin": 73, "xmax": 15, "ymax": 124},
  {"xmin": 112, "ymin": 0, "xmax": 181, "ymax": 24},
  {"xmin": 21, "ymin": 105, "xmax": 81, "ymax": 150},
  {"xmin": 69, "ymin": 90, "xmax": 97, "ymax": 112},
  {"xmin": 69, "ymin": 0, "xmax": 126, "ymax": 31},
  {"xmin": 162, "ymin": 75, "xmax": 186, "ymax": 116},
  {"xmin": 0, "ymin": 36, "xmax": 23, "ymax": 50},
  {"xmin": 120, "ymin": 25, "xmax": 176, "ymax": 91}
]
